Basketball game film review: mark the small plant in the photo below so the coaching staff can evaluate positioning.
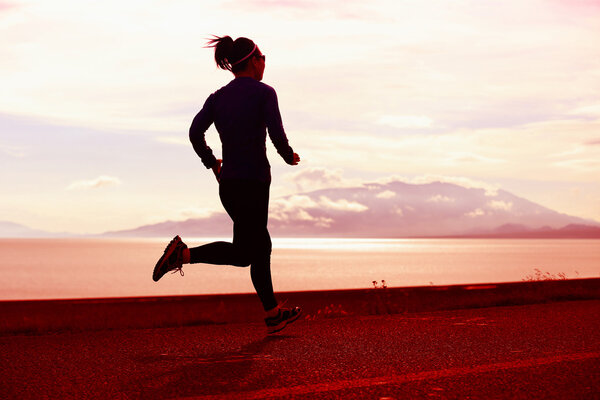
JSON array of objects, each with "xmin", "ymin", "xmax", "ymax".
[
  {"xmin": 368, "ymin": 279, "xmax": 397, "ymax": 315},
  {"xmin": 523, "ymin": 268, "xmax": 568, "ymax": 282},
  {"xmin": 304, "ymin": 303, "xmax": 349, "ymax": 321},
  {"xmin": 372, "ymin": 280, "xmax": 387, "ymax": 289}
]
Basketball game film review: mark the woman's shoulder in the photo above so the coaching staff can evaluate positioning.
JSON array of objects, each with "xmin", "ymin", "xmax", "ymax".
[
  {"xmin": 210, "ymin": 78, "xmax": 277, "ymax": 101},
  {"xmin": 239, "ymin": 79, "xmax": 278, "ymax": 102},
  {"xmin": 255, "ymin": 81, "xmax": 278, "ymax": 100},
  {"xmin": 246, "ymin": 78, "xmax": 276, "ymax": 94}
]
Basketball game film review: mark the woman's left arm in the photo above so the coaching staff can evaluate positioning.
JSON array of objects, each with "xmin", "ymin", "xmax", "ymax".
[{"xmin": 189, "ymin": 93, "xmax": 218, "ymax": 170}]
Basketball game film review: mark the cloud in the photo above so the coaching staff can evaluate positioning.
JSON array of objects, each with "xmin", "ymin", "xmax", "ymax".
[
  {"xmin": 408, "ymin": 175, "xmax": 500, "ymax": 196},
  {"xmin": 366, "ymin": 175, "xmax": 501, "ymax": 197},
  {"xmin": 67, "ymin": 175, "xmax": 122, "ymax": 190},
  {"xmin": 447, "ymin": 152, "xmax": 505, "ymax": 164},
  {"xmin": 318, "ymin": 196, "xmax": 368, "ymax": 212},
  {"xmin": 584, "ymin": 138, "xmax": 600, "ymax": 146},
  {"xmin": 376, "ymin": 115, "xmax": 433, "ymax": 129},
  {"xmin": 269, "ymin": 193, "xmax": 367, "ymax": 227},
  {"xmin": 376, "ymin": 190, "xmax": 396, "ymax": 199},
  {"xmin": 274, "ymin": 195, "xmax": 318, "ymax": 210},
  {"xmin": 270, "ymin": 196, "xmax": 334, "ymax": 227},
  {"xmin": 487, "ymin": 200, "xmax": 513, "ymax": 211},
  {"xmin": 272, "ymin": 194, "xmax": 367, "ymax": 214},
  {"xmin": 177, "ymin": 207, "xmax": 216, "ymax": 220},
  {"xmin": 466, "ymin": 208, "xmax": 485, "ymax": 218},
  {"xmin": 285, "ymin": 167, "xmax": 347, "ymax": 193},
  {"xmin": 427, "ymin": 195, "xmax": 455, "ymax": 203}
]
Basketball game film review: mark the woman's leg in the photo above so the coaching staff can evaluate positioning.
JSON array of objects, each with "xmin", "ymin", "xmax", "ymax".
[
  {"xmin": 187, "ymin": 179, "xmax": 277, "ymax": 311},
  {"xmin": 188, "ymin": 241, "xmax": 249, "ymax": 266},
  {"xmin": 187, "ymin": 180, "xmax": 254, "ymax": 266},
  {"xmin": 244, "ymin": 182, "xmax": 277, "ymax": 311}
]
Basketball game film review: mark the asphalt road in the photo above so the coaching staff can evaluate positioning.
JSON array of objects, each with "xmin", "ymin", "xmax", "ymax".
[{"xmin": 1, "ymin": 300, "xmax": 599, "ymax": 399}]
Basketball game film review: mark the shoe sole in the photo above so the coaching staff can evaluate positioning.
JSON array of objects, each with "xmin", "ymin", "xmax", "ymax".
[
  {"xmin": 267, "ymin": 309, "xmax": 302, "ymax": 334},
  {"xmin": 152, "ymin": 240, "xmax": 179, "ymax": 282}
]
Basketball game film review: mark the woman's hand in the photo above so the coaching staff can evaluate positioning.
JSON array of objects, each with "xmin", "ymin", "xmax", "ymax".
[
  {"xmin": 212, "ymin": 159, "xmax": 222, "ymax": 182},
  {"xmin": 291, "ymin": 153, "xmax": 300, "ymax": 165}
]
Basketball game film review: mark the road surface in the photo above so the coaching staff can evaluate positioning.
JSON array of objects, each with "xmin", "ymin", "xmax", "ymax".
[{"xmin": 1, "ymin": 300, "xmax": 598, "ymax": 399}]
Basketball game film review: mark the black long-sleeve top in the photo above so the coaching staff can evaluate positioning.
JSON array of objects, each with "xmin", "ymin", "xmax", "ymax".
[{"xmin": 189, "ymin": 77, "xmax": 295, "ymax": 183}]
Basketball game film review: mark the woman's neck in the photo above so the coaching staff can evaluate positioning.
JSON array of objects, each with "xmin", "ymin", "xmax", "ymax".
[{"xmin": 234, "ymin": 71, "xmax": 258, "ymax": 80}]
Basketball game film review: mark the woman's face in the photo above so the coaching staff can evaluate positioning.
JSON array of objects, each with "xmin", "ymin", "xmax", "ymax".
[{"xmin": 253, "ymin": 47, "xmax": 265, "ymax": 81}]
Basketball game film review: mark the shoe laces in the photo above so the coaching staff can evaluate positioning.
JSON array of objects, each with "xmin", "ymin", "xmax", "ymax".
[
  {"xmin": 171, "ymin": 265, "xmax": 184, "ymax": 277},
  {"xmin": 163, "ymin": 236, "xmax": 185, "ymax": 276},
  {"xmin": 278, "ymin": 299, "xmax": 289, "ymax": 309}
]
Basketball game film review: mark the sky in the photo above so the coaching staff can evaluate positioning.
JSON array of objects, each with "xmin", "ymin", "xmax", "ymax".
[{"xmin": 1, "ymin": 0, "xmax": 599, "ymax": 235}]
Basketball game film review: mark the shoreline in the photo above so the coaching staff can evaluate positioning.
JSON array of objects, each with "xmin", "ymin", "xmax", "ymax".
[{"xmin": 1, "ymin": 278, "xmax": 598, "ymax": 335}]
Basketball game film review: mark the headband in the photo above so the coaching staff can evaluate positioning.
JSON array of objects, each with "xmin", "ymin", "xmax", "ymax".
[{"xmin": 230, "ymin": 44, "xmax": 257, "ymax": 66}]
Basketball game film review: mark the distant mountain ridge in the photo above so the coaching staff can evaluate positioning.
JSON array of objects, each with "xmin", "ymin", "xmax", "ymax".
[
  {"xmin": 102, "ymin": 180, "xmax": 600, "ymax": 238},
  {"xmin": 453, "ymin": 223, "xmax": 600, "ymax": 238},
  {"xmin": 0, "ymin": 221, "xmax": 59, "ymax": 238},
  {"xmin": 3, "ymin": 180, "xmax": 599, "ymax": 238}
]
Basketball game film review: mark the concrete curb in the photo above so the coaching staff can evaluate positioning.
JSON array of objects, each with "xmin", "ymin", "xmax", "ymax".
[{"xmin": 1, "ymin": 278, "xmax": 598, "ymax": 335}]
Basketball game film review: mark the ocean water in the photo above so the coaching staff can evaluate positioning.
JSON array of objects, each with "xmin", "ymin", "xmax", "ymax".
[{"xmin": 0, "ymin": 238, "xmax": 598, "ymax": 300}]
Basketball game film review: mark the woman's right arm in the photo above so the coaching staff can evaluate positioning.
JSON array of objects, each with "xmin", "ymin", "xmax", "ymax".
[{"xmin": 264, "ymin": 86, "xmax": 298, "ymax": 165}]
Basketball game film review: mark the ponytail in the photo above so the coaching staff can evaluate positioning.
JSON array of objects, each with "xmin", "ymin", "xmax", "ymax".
[
  {"xmin": 206, "ymin": 35, "xmax": 257, "ymax": 72},
  {"xmin": 206, "ymin": 35, "xmax": 234, "ymax": 70}
]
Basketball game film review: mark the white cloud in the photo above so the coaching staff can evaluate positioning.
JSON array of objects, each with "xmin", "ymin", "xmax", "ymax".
[
  {"xmin": 67, "ymin": 175, "xmax": 121, "ymax": 190},
  {"xmin": 376, "ymin": 190, "xmax": 396, "ymax": 199},
  {"xmin": 284, "ymin": 167, "xmax": 348, "ymax": 193},
  {"xmin": 409, "ymin": 175, "xmax": 500, "ymax": 196},
  {"xmin": 318, "ymin": 196, "xmax": 368, "ymax": 212},
  {"xmin": 177, "ymin": 207, "xmax": 216, "ymax": 220},
  {"xmin": 270, "ymin": 200, "xmax": 334, "ymax": 227},
  {"xmin": 466, "ymin": 208, "xmax": 485, "ymax": 218},
  {"xmin": 269, "ymin": 194, "xmax": 367, "ymax": 226},
  {"xmin": 272, "ymin": 195, "xmax": 319, "ymax": 211},
  {"xmin": 447, "ymin": 152, "xmax": 505, "ymax": 164},
  {"xmin": 427, "ymin": 195, "xmax": 455, "ymax": 203},
  {"xmin": 487, "ymin": 200, "xmax": 513, "ymax": 211}
]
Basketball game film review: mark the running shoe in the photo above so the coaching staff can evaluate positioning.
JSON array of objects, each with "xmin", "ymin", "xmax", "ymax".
[
  {"xmin": 152, "ymin": 235, "xmax": 187, "ymax": 282},
  {"xmin": 265, "ymin": 305, "xmax": 302, "ymax": 334}
]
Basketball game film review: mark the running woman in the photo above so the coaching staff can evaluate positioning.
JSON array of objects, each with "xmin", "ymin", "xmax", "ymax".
[{"xmin": 153, "ymin": 35, "xmax": 301, "ymax": 334}]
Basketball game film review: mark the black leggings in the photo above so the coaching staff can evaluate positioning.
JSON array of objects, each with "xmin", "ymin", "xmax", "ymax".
[{"xmin": 188, "ymin": 179, "xmax": 277, "ymax": 311}]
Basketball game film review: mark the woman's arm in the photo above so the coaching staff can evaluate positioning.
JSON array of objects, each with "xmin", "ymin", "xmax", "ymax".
[
  {"xmin": 189, "ymin": 94, "xmax": 218, "ymax": 169},
  {"xmin": 264, "ymin": 86, "xmax": 298, "ymax": 165}
]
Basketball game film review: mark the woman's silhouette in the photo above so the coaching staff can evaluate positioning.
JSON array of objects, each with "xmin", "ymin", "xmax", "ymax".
[{"xmin": 152, "ymin": 36, "xmax": 301, "ymax": 334}]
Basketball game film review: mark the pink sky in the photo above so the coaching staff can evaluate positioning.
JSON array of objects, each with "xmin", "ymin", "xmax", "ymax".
[{"xmin": 1, "ymin": 0, "xmax": 599, "ymax": 234}]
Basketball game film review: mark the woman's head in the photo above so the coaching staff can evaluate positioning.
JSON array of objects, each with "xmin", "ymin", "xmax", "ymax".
[{"xmin": 206, "ymin": 35, "xmax": 265, "ymax": 80}]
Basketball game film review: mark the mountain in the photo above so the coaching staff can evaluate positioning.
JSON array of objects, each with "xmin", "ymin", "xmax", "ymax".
[
  {"xmin": 457, "ymin": 223, "xmax": 600, "ymax": 238},
  {"xmin": 104, "ymin": 180, "xmax": 600, "ymax": 238},
  {"xmin": 0, "ymin": 221, "xmax": 59, "ymax": 238}
]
